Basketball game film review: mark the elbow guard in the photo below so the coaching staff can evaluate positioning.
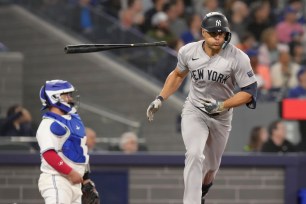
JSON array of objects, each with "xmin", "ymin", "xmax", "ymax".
[{"xmin": 241, "ymin": 82, "xmax": 257, "ymax": 109}]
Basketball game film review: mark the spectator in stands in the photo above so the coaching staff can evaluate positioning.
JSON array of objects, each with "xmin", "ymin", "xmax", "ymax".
[
  {"xmin": 79, "ymin": 0, "xmax": 93, "ymax": 34},
  {"xmin": 85, "ymin": 127, "xmax": 97, "ymax": 153},
  {"xmin": 287, "ymin": 67, "xmax": 306, "ymax": 98},
  {"xmin": 223, "ymin": 0, "xmax": 238, "ymax": 17},
  {"xmin": 228, "ymin": 0, "xmax": 249, "ymax": 41},
  {"xmin": 146, "ymin": 11, "xmax": 177, "ymax": 48},
  {"xmin": 258, "ymin": 27, "xmax": 285, "ymax": 67},
  {"xmin": 278, "ymin": 0, "xmax": 305, "ymax": 24},
  {"xmin": 119, "ymin": 131, "xmax": 139, "ymax": 154},
  {"xmin": 194, "ymin": 0, "xmax": 223, "ymax": 18},
  {"xmin": 119, "ymin": 131, "xmax": 147, "ymax": 154},
  {"xmin": 290, "ymin": 42, "xmax": 305, "ymax": 65},
  {"xmin": 276, "ymin": 6, "xmax": 304, "ymax": 44},
  {"xmin": 0, "ymin": 105, "xmax": 35, "ymax": 137},
  {"xmin": 244, "ymin": 0, "xmax": 278, "ymax": 12},
  {"xmin": 167, "ymin": 0, "xmax": 188, "ymax": 38},
  {"xmin": 119, "ymin": 0, "xmax": 144, "ymax": 30},
  {"xmin": 289, "ymin": 0, "xmax": 305, "ymax": 23},
  {"xmin": 162, "ymin": 2, "xmax": 180, "ymax": 33},
  {"xmin": 261, "ymin": 119, "xmax": 296, "ymax": 153},
  {"xmin": 236, "ymin": 32, "xmax": 257, "ymax": 52},
  {"xmin": 244, "ymin": 126, "xmax": 268, "ymax": 152},
  {"xmin": 180, "ymin": 14, "xmax": 202, "ymax": 44},
  {"xmin": 246, "ymin": 1, "xmax": 275, "ymax": 42},
  {"xmin": 270, "ymin": 46, "xmax": 300, "ymax": 90},
  {"xmin": 142, "ymin": 0, "xmax": 167, "ymax": 33},
  {"xmin": 246, "ymin": 48, "xmax": 271, "ymax": 92}
]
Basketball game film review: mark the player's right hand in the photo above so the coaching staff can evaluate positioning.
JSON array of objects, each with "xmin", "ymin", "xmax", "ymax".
[
  {"xmin": 67, "ymin": 169, "xmax": 83, "ymax": 184},
  {"xmin": 146, "ymin": 98, "xmax": 163, "ymax": 122},
  {"xmin": 201, "ymin": 98, "xmax": 224, "ymax": 114}
]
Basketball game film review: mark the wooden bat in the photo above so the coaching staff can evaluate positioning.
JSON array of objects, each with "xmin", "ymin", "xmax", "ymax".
[{"xmin": 64, "ymin": 41, "xmax": 168, "ymax": 54}]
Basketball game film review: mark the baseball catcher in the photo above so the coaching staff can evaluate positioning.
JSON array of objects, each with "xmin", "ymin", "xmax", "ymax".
[{"xmin": 36, "ymin": 80, "xmax": 100, "ymax": 204}]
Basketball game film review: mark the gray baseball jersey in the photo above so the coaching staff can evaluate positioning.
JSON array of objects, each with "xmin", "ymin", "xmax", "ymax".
[
  {"xmin": 177, "ymin": 40, "xmax": 256, "ymax": 204},
  {"xmin": 178, "ymin": 40, "xmax": 256, "ymax": 110}
]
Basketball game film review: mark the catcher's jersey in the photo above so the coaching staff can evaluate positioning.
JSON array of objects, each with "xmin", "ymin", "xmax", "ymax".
[
  {"xmin": 36, "ymin": 112, "xmax": 89, "ymax": 176},
  {"xmin": 177, "ymin": 40, "xmax": 256, "ymax": 108}
]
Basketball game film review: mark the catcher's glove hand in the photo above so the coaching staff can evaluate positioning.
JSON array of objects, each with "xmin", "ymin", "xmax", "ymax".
[{"xmin": 82, "ymin": 180, "xmax": 100, "ymax": 204}]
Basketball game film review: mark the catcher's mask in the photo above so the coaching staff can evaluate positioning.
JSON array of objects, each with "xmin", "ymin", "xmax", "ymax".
[
  {"xmin": 39, "ymin": 79, "xmax": 80, "ymax": 114},
  {"xmin": 201, "ymin": 12, "xmax": 232, "ymax": 49}
]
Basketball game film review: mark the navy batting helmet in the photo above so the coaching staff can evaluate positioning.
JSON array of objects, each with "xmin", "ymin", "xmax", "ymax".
[{"xmin": 201, "ymin": 12, "xmax": 231, "ymax": 48}]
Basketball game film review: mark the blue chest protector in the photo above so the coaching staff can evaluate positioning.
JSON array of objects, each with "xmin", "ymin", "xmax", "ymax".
[{"xmin": 44, "ymin": 111, "xmax": 87, "ymax": 163}]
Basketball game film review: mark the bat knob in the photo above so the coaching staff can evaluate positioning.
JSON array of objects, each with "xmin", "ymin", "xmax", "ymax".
[{"xmin": 64, "ymin": 46, "xmax": 69, "ymax": 53}]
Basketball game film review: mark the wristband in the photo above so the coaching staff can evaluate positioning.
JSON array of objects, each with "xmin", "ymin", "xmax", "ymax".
[{"xmin": 156, "ymin": 95, "xmax": 164, "ymax": 101}]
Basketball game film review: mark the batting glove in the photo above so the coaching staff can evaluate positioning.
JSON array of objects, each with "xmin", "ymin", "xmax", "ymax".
[
  {"xmin": 201, "ymin": 98, "xmax": 225, "ymax": 114},
  {"xmin": 146, "ymin": 96, "xmax": 163, "ymax": 122}
]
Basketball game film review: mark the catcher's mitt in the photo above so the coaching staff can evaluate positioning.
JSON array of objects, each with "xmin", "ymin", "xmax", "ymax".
[{"xmin": 82, "ymin": 180, "xmax": 100, "ymax": 204}]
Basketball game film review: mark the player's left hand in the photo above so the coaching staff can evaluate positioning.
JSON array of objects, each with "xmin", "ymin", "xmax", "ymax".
[
  {"xmin": 82, "ymin": 179, "xmax": 100, "ymax": 204},
  {"xmin": 201, "ymin": 98, "xmax": 225, "ymax": 114}
]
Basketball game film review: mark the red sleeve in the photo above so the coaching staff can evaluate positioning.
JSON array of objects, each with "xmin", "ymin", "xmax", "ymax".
[{"xmin": 42, "ymin": 150, "xmax": 72, "ymax": 175}]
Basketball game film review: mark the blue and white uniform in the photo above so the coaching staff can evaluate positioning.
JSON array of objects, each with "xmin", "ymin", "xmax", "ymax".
[
  {"xmin": 37, "ymin": 111, "xmax": 89, "ymax": 204},
  {"xmin": 36, "ymin": 79, "xmax": 89, "ymax": 204}
]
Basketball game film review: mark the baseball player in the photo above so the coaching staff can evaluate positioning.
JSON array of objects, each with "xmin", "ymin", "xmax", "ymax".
[
  {"xmin": 36, "ymin": 79, "xmax": 99, "ymax": 204},
  {"xmin": 146, "ymin": 12, "xmax": 257, "ymax": 204}
]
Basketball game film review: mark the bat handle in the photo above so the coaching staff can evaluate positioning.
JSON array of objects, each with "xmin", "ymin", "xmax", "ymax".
[
  {"xmin": 64, "ymin": 46, "xmax": 76, "ymax": 54},
  {"xmin": 64, "ymin": 46, "xmax": 100, "ymax": 54},
  {"xmin": 154, "ymin": 41, "xmax": 167, "ymax": 47}
]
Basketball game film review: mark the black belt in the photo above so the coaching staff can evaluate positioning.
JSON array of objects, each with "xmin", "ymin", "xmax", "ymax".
[{"xmin": 196, "ymin": 107, "xmax": 220, "ymax": 117}]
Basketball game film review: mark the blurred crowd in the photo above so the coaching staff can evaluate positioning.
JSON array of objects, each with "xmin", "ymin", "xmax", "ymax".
[
  {"xmin": 95, "ymin": 0, "xmax": 306, "ymax": 101},
  {"xmin": 0, "ymin": 104, "xmax": 147, "ymax": 153},
  {"xmin": 0, "ymin": 105, "xmax": 35, "ymax": 137},
  {"xmin": 244, "ymin": 119, "xmax": 299, "ymax": 153},
  {"xmin": 39, "ymin": 0, "xmax": 306, "ymax": 101}
]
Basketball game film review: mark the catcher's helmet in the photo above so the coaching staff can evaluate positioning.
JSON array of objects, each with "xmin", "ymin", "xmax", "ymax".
[
  {"xmin": 201, "ymin": 12, "xmax": 232, "ymax": 49},
  {"xmin": 39, "ymin": 79, "xmax": 79, "ymax": 113}
]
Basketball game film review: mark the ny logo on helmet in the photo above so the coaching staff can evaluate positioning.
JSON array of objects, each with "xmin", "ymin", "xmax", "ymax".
[{"xmin": 216, "ymin": 20, "xmax": 221, "ymax": 26}]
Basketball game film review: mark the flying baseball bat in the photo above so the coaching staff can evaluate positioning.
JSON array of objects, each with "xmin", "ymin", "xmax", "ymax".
[{"xmin": 64, "ymin": 41, "xmax": 168, "ymax": 54}]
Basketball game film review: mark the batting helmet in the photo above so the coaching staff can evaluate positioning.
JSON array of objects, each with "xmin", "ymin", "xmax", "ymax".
[
  {"xmin": 39, "ymin": 79, "xmax": 79, "ymax": 113},
  {"xmin": 201, "ymin": 12, "xmax": 232, "ymax": 49}
]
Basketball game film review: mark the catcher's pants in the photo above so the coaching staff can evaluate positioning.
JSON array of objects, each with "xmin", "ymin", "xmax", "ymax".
[
  {"xmin": 38, "ymin": 173, "xmax": 82, "ymax": 204},
  {"xmin": 181, "ymin": 101, "xmax": 232, "ymax": 204}
]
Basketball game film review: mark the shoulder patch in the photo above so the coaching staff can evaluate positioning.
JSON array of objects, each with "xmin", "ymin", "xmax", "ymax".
[
  {"xmin": 50, "ymin": 121, "xmax": 67, "ymax": 136},
  {"xmin": 247, "ymin": 70, "xmax": 254, "ymax": 77}
]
